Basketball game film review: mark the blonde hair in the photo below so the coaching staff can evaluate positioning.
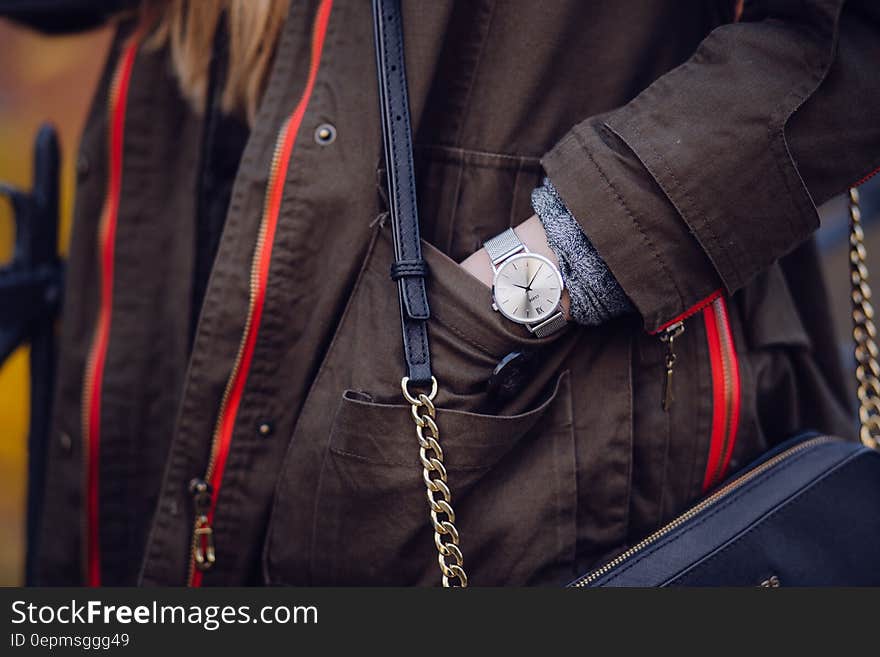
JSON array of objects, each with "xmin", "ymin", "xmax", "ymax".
[{"xmin": 144, "ymin": 0, "xmax": 290, "ymax": 125}]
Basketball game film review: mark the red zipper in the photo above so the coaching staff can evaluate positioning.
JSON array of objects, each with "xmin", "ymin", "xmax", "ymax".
[
  {"xmin": 81, "ymin": 34, "xmax": 141, "ymax": 588},
  {"xmin": 188, "ymin": 0, "xmax": 334, "ymax": 587},
  {"xmin": 700, "ymin": 296, "xmax": 741, "ymax": 492},
  {"xmin": 653, "ymin": 289, "xmax": 723, "ymax": 335}
]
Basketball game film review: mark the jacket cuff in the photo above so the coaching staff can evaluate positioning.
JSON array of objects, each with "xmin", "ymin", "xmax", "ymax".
[
  {"xmin": 542, "ymin": 119, "xmax": 721, "ymax": 333},
  {"xmin": 532, "ymin": 177, "xmax": 634, "ymax": 327}
]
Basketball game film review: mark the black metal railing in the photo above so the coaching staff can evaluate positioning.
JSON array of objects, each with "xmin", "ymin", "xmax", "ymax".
[{"xmin": 0, "ymin": 124, "xmax": 64, "ymax": 585}]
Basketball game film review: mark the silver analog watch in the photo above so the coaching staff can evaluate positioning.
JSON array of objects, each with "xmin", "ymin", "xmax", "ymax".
[{"xmin": 484, "ymin": 227, "xmax": 567, "ymax": 337}]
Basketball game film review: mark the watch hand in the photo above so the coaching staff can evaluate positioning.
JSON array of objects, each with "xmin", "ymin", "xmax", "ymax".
[{"xmin": 526, "ymin": 263, "xmax": 544, "ymax": 290}]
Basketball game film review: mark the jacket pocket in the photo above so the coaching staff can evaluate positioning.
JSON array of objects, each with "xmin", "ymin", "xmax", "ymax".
[
  {"xmin": 309, "ymin": 370, "xmax": 575, "ymax": 585},
  {"xmin": 263, "ymin": 221, "xmax": 579, "ymax": 586},
  {"xmin": 630, "ymin": 294, "xmax": 744, "ymax": 540},
  {"xmin": 317, "ymin": 221, "xmax": 571, "ymax": 414}
]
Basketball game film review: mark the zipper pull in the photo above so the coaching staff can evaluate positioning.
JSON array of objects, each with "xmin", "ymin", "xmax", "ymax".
[
  {"xmin": 189, "ymin": 478, "xmax": 216, "ymax": 572},
  {"xmin": 660, "ymin": 321, "xmax": 685, "ymax": 411}
]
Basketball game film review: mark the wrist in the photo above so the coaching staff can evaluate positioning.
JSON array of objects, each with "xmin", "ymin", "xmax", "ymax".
[
  {"xmin": 512, "ymin": 215, "xmax": 571, "ymax": 320},
  {"xmin": 459, "ymin": 215, "xmax": 571, "ymax": 320}
]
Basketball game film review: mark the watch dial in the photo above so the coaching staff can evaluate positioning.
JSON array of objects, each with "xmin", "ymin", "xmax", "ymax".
[{"xmin": 493, "ymin": 253, "xmax": 562, "ymax": 324}]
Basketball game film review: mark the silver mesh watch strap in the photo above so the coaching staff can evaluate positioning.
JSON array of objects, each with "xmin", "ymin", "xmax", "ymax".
[
  {"xmin": 484, "ymin": 227, "xmax": 526, "ymax": 267},
  {"xmin": 484, "ymin": 227, "xmax": 567, "ymax": 337},
  {"xmin": 530, "ymin": 311, "xmax": 567, "ymax": 337}
]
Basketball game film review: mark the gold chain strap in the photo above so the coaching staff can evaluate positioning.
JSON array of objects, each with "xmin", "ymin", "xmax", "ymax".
[
  {"xmin": 849, "ymin": 187, "xmax": 880, "ymax": 449},
  {"xmin": 402, "ymin": 376, "xmax": 469, "ymax": 587}
]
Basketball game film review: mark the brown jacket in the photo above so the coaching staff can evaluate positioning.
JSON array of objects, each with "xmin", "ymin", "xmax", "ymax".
[{"xmin": 35, "ymin": 0, "xmax": 879, "ymax": 586}]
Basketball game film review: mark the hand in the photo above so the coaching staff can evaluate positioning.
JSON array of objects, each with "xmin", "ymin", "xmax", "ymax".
[{"xmin": 459, "ymin": 214, "xmax": 571, "ymax": 320}]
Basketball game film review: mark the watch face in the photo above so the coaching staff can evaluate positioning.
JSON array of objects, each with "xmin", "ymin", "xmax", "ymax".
[{"xmin": 492, "ymin": 253, "xmax": 563, "ymax": 324}]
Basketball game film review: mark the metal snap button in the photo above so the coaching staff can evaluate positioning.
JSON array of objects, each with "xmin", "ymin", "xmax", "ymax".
[
  {"xmin": 76, "ymin": 154, "xmax": 90, "ymax": 180},
  {"xmin": 258, "ymin": 421, "xmax": 274, "ymax": 438},
  {"xmin": 314, "ymin": 123, "xmax": 337, "ymax": 145},
  {"xmin": 58, "ymin": 431, "xmax": 72, "ymax": 454}
]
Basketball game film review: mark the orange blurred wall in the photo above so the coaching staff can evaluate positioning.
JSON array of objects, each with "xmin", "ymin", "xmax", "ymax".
[{"xmin": 0, "ymin": 18, "xmax": 112, "ymax": 585}]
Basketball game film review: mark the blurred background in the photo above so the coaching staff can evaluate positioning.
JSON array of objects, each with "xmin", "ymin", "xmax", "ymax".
[
  {"xmin": 0, "ymin": 18, "xmax": 112, "ymax": 586},
  {"xmin": 0, "ymin": 17, "xmax": 878, "ymax": 586}
]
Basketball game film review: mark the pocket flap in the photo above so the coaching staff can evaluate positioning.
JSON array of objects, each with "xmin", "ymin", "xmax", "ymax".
[{"xmin": 330, "ymin": 371, "xmax": 571, "ymax": 469}]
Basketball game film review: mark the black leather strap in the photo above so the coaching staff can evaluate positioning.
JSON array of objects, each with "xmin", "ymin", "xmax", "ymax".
[{"xmin": 372, "ymin": 0, "xmax": 432, "ymax": 385}]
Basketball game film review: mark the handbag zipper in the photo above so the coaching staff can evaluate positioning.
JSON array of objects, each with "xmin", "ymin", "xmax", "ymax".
[
  {"xmin": 80, "ymin": 34, "xmax": 141, "ymax": 588},
  {"xmin": 569, "ymin": 435, "xmax": 836, "ymax": 587},
  {"xmin": 187, "ymin": 0, "xmax": 334, "ymax": 587}
]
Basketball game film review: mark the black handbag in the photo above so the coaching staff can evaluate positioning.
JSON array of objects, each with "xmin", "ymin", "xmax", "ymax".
[
  {"xmin": 571, "ymin": 430, "xmax": 880, "ymax": 586},
  {"xmin": 372, "ymin": 0, "xmax": 880, "ymax": 587},
  {"xmin": 568, "ymin": 187, "xmax": 880, "ymax": 587}
]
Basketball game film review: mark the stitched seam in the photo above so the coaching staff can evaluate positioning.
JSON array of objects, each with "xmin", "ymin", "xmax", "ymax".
[
  {"xmin": 656, "ymin": 383, "xmax": 672, "ymax": 529},
  {"xmin": 432, "ymin": 312, "xmax": 507, "ymax": 357},
  {"xmin": 390, "ymin": 261, "xmax": 428, "ymax": 281},
  {"xmin": 443, "ymin": 155, "xmax": 466, "ymax": 254},
  {"xmin": 769, "ymin": 92, "xmax": 805, "ymax": 243},
  {"xmin": 508, "ymin": 159, "xmax": 523, "ymax": 228},
  {"xmin": 385, "ymin": 1, "xmax": 427, "ymax": 323},
  {"xmin": 415, "ymin": 143, "xmax": 543, "ymax": 167},
  {"xmin": 451, "ymin": 0, "xmax": 497, "ymax": 146},
  {"xmin": 572, "ymin": 128, "xmax": 685, "ymax": 311},
  {"xmin": 616, "ymin": 336, "xmax": 634, "ymax": 562},
  {"xmin": 626, "ymin": 119, "xmax": 737, "ymax": 292},
  {"xmin": 564, "ymin": 369, "xmax": 578, "ymax": 574},
  {"xmin": 329, "ymin": 445, "xmax": 491, "ymax": 471},
  {"xmin": 767, "ymin": 5, "xmax": 844, "ymax": 275},
  {"xmin": 381, "ymin": 1, "xmax": 428, "ymax": 368},
  {"xmin": 307, "ymin": 435, "xmax": 334, "ymax": 581},
  {"xmin": 265, "ymin": 226, "xmax": 380, "ymax": 586}
]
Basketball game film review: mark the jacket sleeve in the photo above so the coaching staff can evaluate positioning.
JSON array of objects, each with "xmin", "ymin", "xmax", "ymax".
[{"xmin": 541, "ymin": 0, "xmax": 880, "ymax": 333}]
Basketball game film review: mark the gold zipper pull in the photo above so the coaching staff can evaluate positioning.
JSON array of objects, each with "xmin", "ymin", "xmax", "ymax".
[
  {"xmin": 660, "ymin": 321, "xmax": 685, "ymax": 411},
  {"xmin": 189, "ymin": 478, "xmax": 215, "ymax": 572}
]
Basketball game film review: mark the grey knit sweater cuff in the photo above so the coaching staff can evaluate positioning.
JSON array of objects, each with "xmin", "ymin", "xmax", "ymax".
[{"xmin": 531, "ymin": 178, "xmax": 633, "ymax": 326}]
